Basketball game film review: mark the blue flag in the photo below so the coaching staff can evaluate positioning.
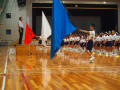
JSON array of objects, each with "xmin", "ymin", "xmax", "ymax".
[{"xmin": 51, "ymin": 0, "xmax": 77, "ymax": 58}]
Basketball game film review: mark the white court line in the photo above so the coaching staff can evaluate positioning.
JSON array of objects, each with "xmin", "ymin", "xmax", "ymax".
[{"xmin": 1, "ymin": 48, "xmax": 9, "ymax": 90}]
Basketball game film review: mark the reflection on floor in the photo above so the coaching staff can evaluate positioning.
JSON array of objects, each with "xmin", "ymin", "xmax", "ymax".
[
  {"xmin": 0, "ymin": 47, "xmax": 8, "ymax": 73},
  {"xmin": 0, "ymin": 45, "xmax": 120, "ymax": 90}
]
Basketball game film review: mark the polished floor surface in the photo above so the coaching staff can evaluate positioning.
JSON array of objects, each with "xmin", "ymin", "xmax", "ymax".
[{"xmin": 0, "ymin": 45, "xmax": 120, "ymax": 90}]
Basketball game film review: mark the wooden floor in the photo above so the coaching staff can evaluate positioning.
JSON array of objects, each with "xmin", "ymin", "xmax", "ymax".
[{"xmin": 0, "ymin": 45, "xmax": 120, "ymax": 90}]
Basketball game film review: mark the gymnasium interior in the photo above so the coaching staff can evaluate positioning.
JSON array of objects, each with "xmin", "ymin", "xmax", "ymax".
[{"xmin": 0, "ymin": 0, "xmax": 120, "ymax": 90}]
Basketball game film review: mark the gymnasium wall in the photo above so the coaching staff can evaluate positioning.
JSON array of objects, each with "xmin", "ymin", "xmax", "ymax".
[{"xmin": 0, "ymin": 0, "xmax": 27, "ymax": 44}]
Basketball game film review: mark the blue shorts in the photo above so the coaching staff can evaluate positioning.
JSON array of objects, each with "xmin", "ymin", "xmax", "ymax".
[
  {"xmin": 86, "ymin": 40, "xmax": 93, "ymax": 51},
  {"xmin": 116, "ymin": 42, "xmax": 120, "ymax": 46},
  {"xmin": 111, "ymin": 40, "xmax": 115, "ymax": 46},
  {"xmin": 105, "ymin": 41, "xmax": 112, "ymax": 47},
  {"xmin": 70, "ymin": 41, "xmax": 73, "ymax": 45},
  {"xmin": 74, "ymin": 41, "xmax": 79, "ymax": 45},
  {"xmin": 61, "ymin": 41, "xmax": 64, "ymax": 46}
]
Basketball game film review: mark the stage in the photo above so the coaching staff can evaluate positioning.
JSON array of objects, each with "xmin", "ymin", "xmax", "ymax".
[{"xmin": 0, "ymin": 45, "xmax": 120, "ymax": 90}]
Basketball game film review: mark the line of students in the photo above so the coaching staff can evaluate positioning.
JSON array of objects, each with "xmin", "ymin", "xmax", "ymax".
[
  {"xmin": 62, "ymin": 31, "xmax": 120, "ymax": 56},
  {"xmin": 94, "ymin": 31, "xmax": 120, "ymax": 56}
]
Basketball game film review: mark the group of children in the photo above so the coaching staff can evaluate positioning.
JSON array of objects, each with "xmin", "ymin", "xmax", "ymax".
[
  {"xmin": 94, "ymin": 31, "xmax": 120, "ymax": 56},
  {"xmin": 62, "ymin": 24, "xmax": 120, "ymax": 63},
  {"xmin": 63, "ymin": 31, "xmax": 120, "ymax": 47},
  {"xmin": 63, "ymin": 31, "xmax": 120, "ymax": 55}
]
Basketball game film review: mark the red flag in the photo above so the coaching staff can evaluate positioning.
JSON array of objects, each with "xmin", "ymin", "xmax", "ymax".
[{"xmin": 24, "ymin": 24, "xmax": 35, "ymax": 44}]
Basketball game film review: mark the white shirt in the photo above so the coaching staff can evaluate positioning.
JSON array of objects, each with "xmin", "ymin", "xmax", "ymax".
[
  {"xmin": 88, "ymin": 31, "xmax": 95, "ymax": 40},
  {"xmin": 64, "ymin": 39, "xmax": 67, "ymax": 42},
  {"xmin": 102, "ymin": 35, "xmax": 106, "ymax": 41},
  {"xmin": 80, "ymin": 39, "xmax": 86, "ymax": 43},
  {"xmin": 18, "ymin": 21, "xmax": 24, "ymax": 28},
  {"xmin": 104, "ymin": 35, "xmax": 108, "ymax": 41},
  {"xmin": 118, "ymin": 36, "xmax": 120, "ymax": 41},
  {"xmin": 95, "ymin": 36, "xmax": 102, "ymax": 42},
  {"xmin": 108, "ymin": 35, "xmax": 112, "ymax": 41},
  {"xmin": 116, "ymin": 35, "xmax": 120, "ymax": 41},
  {"xmin": 76, "ymin": 37, "xmax": 80, "ymax": 41},
  {"xmin": 112, "ymin": 34, "xmax": 117, "ymax": 40},
  {"xmin": 70, "ymin": 37, "xmax": 74, "ymax": 41}
]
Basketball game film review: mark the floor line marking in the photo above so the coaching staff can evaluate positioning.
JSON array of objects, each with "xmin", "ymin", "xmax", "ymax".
[
  {"xmin": 21, "ymin": 73, "xmax": 31, "ymax": 90},
  {"xmin": 1, "ymin": 48, "xmax": 9, "ymax": 90}
]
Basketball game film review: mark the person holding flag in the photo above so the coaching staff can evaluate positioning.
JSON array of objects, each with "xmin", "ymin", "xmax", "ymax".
[{"xmin": 79, "ymin": 24, "xmax": 96, "ymax": 63}]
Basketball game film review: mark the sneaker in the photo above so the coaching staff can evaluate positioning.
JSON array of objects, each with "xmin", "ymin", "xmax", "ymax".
[{"xmin": 89, "ymin": 55, "xmax": 95, "ymax": 63}]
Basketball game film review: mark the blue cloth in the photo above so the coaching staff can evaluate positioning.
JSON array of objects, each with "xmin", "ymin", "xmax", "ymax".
[{"xmin": 50, "ymin": 0, "xmax": 77, "ymax": 58}]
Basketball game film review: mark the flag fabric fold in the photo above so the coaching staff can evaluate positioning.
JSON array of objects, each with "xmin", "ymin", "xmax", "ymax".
[
  {"xmin": 41, "ymin": 11, "xmax": 51, "ymax": 46},
  {"xmin": 24, "ymin": 24, "xmax": 35, "ymax": 44},
  {"xmin": 51, "ymin": 0, "xmax": 77, "ymax": 58},
  {"xmin": 41, "ymin": 11, "xmax": 51, "ymax": 41}
]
